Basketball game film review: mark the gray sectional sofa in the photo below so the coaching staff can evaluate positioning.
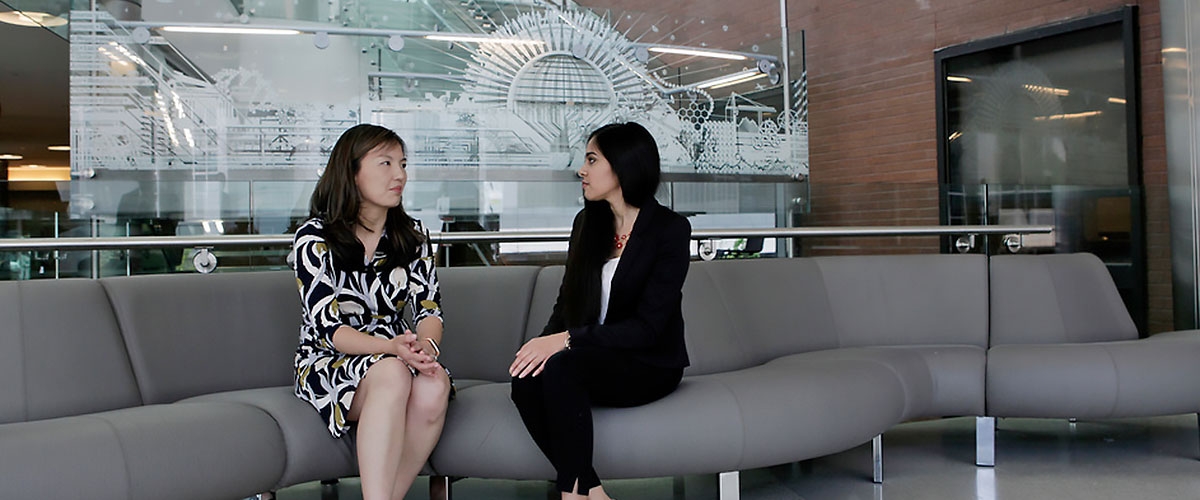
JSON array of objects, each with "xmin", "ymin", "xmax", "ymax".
[{"xmin": 1, "ymin": 252, "xmax": 1197, "ymax": 500}]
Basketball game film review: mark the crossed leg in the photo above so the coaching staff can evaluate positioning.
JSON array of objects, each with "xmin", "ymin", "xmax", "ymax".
[
  {"xmin": 390, "ymin": 367, "xmax": 451, "ymax": 496},
  {"xmin": 348, "ymin": 358, "xmax": 414, "ymax": 500}
]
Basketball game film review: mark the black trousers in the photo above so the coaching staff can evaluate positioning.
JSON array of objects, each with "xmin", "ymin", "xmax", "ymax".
[{"xmin": 510, "ymin": 345, "xmax": 683, "ymax": 494}]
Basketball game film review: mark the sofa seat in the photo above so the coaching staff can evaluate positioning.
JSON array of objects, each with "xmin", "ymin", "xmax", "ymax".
[
  {"xmin": 775, "ymin": 345, "xmax": 987, "ymax": 421},
  {"xmin": 181, "ymin": 387, "xmax": 356, "ymax": 489},
  {"xmin": 431, "ymin": 355, "xmax": 905, "ymax": 479},
  {"xmin": 0, "ymin": 401, "xmax": 285, "ymax": 500},
  {"xmin": 987, "ymin": 331, "xmax": 1200, "ymax": 419}
]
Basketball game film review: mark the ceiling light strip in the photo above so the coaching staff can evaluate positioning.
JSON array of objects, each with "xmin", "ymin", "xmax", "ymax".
[
  {"xmin": 161, "ymin": 26, "xmax": 301, "ymax": 35},
  {"xmin": 647, "ymin": 46, "xmax": 747, "ymax": 61},
  {"xmin": 424, "ymin": 34, "xmax": 543, "ymax": 45},
  {"xmin": 696, "ymin": 70, "xmax": 762, "ymax": 89}
]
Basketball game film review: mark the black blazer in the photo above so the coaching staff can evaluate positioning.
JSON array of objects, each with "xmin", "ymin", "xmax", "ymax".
[{"xmin": 541, "ymin": 201, "xmax": 692, "ymax": 369}]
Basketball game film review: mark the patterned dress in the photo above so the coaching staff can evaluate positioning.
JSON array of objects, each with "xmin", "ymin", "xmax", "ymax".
[{"xmin": 292, "ymin": 217, "xmax": 443, "ymax": 438}]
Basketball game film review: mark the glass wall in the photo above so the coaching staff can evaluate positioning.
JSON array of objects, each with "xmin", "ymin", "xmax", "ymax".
[{"xmin": 0, "ymin": 0, "xmax": 815, "ymax": 278}]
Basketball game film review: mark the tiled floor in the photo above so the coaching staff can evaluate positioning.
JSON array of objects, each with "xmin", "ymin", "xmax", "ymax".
[{"xmin": 277, "ymin": 414, "xmax": 1200, "ymax": 500}]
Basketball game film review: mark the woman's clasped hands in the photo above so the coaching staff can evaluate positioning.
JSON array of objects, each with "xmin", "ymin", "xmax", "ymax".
[
  {"xmin": 510, "ymin": 332, "xmax": 569, "ymax": 378},
  {"xmin": 392, "ymin": 330, "xmax": 440, "ymax": 376}
]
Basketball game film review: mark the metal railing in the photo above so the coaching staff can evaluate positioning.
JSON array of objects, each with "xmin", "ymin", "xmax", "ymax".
[{"xmin": 0, "ymin": 224, "xmax": 1052, "ymax": 275}]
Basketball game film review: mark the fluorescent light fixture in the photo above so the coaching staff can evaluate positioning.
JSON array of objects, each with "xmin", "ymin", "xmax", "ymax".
[
  {"xmin": 0, "ymin": 154, "xmax": 23, "ymax": 160},
  {"xmin": 696, "ymin": 70, "xmax": 763, "ymax": 90},
  {"xmin": 948, "ymin": 131, "xmax": 963, "ymax": 141},
  {"xmin": 0, "ymin": 11, "xmax": 67, "ymax": 27},
  {"xmin": 424, "ymin": 34, "xmax": 542, "ymax": 45},
  {"xmin": 47, "ymin": 145, "xmax": 70, "ymax": 151},
  {"xmin": 1033, "ymin": 111, "xmax": 1102, "ymax": 121},
  {"xmin": 7, "ymin": 166, "xmax": 70, "ymax": 182},
  {"xmin": 161, "ymin": 26, "xmax": 301, "ymax": 35},
  {"xmin": 1163, "ymin": 48, "xmax": 1187, "ymax": 54},
  {"xmin": 946, "ymin": 75, "xmax": 973, "ymax": 83},
  {"xmin": 708, "ymin": 73, "xmax": 766, "ymax": 90},
  {"xmin": 1108, "ymin": 97, "xmax": 1127, "ymax": 104},
  {"xmin": 648, "ymin": 46, "xmax": 746, "ymax": 61},
  {"xmin": 1023, "ymin": 84, "xmax": 1070, "ymax": 96}
]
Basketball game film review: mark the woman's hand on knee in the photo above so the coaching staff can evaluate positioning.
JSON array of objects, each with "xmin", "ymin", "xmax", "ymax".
[
  {"xmin": 510, "ymin": 332, "xmax": 569, "ymax": 378},
  {"xmin": 392, "ymin": 331, "xmax": 440, "ymax": 377}
]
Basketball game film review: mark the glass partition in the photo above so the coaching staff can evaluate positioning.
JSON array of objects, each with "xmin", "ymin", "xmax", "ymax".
[
  {"xmin": 0, "ymin": 176, "xmax": 803, "ymax": 278},
  {"xmin": 64, "ymin": 0, "xmax": 806, "ymax": 212},
  {"xmin": 29, "ymin": 0, "xmax": 809, "ymax": 278}
]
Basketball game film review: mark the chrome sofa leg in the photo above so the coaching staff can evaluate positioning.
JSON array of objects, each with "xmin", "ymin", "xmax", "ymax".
[
  {"xmin": 430, "ymin": 475, "xmax": 452, "ymax": 500},
  {"xmin": 872, "ymin": 434, "xmax": 883, "ymax": 483},
  {"xmin": 976, "ymin": 416, "xmax": 995, "ymax": 467},
  {"xmin": 718, "ymin": 470, "xmax": 739, "ymax": 500}
]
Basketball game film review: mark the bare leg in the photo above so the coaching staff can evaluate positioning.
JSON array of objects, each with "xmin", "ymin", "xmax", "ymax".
[
  {"xmin": 588, "ymin": 485, "xmax": 613, "ymax": 500},
  {"xmin": 389, "ymin": 368, "xmax": 452, "ymax": 499},
  {"xmin": 561, "ymin": 480, "xmax": 613, "ymax": 500},
  {"xmin": 347, "ymin": 358, "xmax": 414, "ymax": 500},
  {"xmin": 562, "ymin": 484, "xmax": 587, "ymax": 500}
]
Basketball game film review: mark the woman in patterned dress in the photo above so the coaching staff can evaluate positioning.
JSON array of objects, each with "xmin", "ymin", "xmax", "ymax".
[{"xmin": 293, "ymin": 123, "xmax": 451, "ymax": 500}]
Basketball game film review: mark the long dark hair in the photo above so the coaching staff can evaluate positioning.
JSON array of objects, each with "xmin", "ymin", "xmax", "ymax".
[
  {"xmin": 561, "ymin": 122, "xmax": 661, "ymax": 327},
  {"xmin": 309, "ymin": 123, "xmax": 424, "ymax": 272}
]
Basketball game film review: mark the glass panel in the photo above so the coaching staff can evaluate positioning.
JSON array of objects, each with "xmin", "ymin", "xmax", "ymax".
[
  {"xmin": 64, "ymin": 0, "xmax": 806, "ymax": 234},
  {"xmin": 938, "ymin": 12, "xmax": 1144, "ymax": 332},
  {"xmin": 0, "ymin": 177, "xmax": 804, "ymax": 278},
  {"xmin": 944, "ymin": 23, "xmax": 1128, "ymax": 186}
]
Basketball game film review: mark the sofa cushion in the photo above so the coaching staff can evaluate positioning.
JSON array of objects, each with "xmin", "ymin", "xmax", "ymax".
[
  {"xmin": 101, "ymin": 271, "xmax": 298, "ymax": 404},
  {"xmin": 181, "ymin": 387, "xmax": 356, "ymax": 488},
  {"xmin": 430, "ymin": 378, "xmax": 745, "ymax": 479},
  {"xmin": 525, "ymin": 265, "xmax": 564, "ymax": 342},
  {"xmin": 0, "ymin": 401, "xmax": 285, "ymax": 500},
  {"xmin": 989, "ymin": 253, "xmax": 1137, "ymax": 345},
  {"xmin": 814, "ymin": 254, "xmax": 989, "ymax": 349},
  {"xmin": 0, "ymin": 414, "xmax": 130, "ymax": 498},
  {"xmin": 0, "ymin": 280, "xmax": 141, "ymax": 424},
  {"xmin": 775, "ymin": 345, "xmax": 986, "ymax": 420},
  {"xmin": 432, "ymin": 355, "xmax": 906, "ymax": 478},
  {"xmin": 689, "ymin": 258, "xmax": 842, "ymax": 368},
  {"xmin": 679, "ymin": 263, "xmax": 756, "ymax": 375},
  {"xmin": 712, "ymin": 356, "xmax": 906, "ymax": 470},
  {"xmin": 437, "ymin": 266, "xmax": 540, "ymax": 382},
  {"xmin": 987, "ymin": 331, "xmax": 1200, "ymax": 418}
]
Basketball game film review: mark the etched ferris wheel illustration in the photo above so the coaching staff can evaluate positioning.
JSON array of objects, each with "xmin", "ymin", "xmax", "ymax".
[
  {"xmin": 68, "ymin": 4, "xmax": 806, "ymax": 182},
  {"xmin": 460, "ymin": 9, "xmax": 666, "ymax": 151},
  {"xmin": 448, "ymin": 8, "xmax": 800, "ymax": 172}
]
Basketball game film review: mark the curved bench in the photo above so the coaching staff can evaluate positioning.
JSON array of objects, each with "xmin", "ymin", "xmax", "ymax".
[
  {"xmin": 432, "ymin": 255, "xmax": 989, "ymax": 492},
  {"xmin": 1, "ymin": 253, "xmax": 1195, "ymax": 500}
]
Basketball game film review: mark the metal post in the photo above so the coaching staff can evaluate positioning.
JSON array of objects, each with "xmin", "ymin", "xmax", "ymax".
[
  {"xmin": 872, "ymin": 434, "xmax": 883, "ymax": 483},
  {"xmin": 124, "ymin": 221, "xmax": 131, "ymax": 277},
  {"xmin": 779, "ymin": 0, "xmax": 791, "ymax": 135},
  {"xmin": 977, "ymin": 416, "xmax": 996, "ymax": 466},
  {"xmin": 430, "ymin": 475, "xmax": 452, "ymax": 500},
  {"xmin": 90, "ymin": 217, "xmax": 100, "ymax": 279},
  {"xmin": 53, "ymin": 211, "xmax": 60, "ymax": 279},
  {"xmin": 718, "ymin": 470, "xmax": 740, "ymax": 500}
]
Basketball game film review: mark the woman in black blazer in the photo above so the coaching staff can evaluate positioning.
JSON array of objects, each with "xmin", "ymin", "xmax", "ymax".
[{"xmin": 509, "ymin": 122, "xmax": 691, "ymax": 500}]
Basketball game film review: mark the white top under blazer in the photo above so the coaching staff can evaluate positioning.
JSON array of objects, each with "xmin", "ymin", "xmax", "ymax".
[{"xmin": 599, "ymin": 257, "xmax": 620, "ymax": 324}]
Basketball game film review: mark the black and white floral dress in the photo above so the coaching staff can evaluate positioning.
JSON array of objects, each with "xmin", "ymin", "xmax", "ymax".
[{"xmin": 292, "ymin": 217, "xmax": 443, "ymax": 438}]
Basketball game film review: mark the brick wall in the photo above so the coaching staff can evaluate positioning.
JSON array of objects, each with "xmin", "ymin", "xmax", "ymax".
[{"xmin": 792, "ymin": 0, "xmax": 1169, "ymax": 332}]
